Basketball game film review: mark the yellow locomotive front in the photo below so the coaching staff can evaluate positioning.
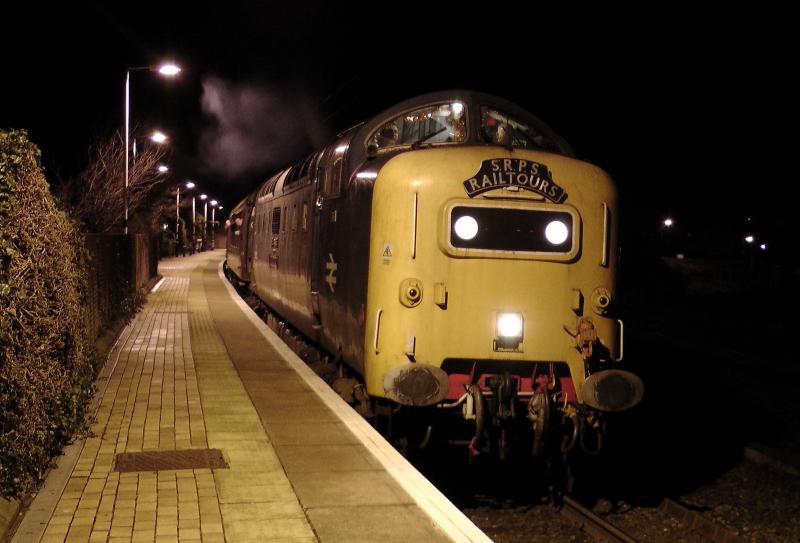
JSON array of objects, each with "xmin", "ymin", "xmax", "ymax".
[{"xmin": 361, "ymin": 96, "xmax": 642, "ymax": 457}]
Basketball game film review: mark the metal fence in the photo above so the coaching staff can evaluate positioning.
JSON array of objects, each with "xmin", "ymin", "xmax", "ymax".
[{"xmin": 83, "ymin": 234, "xmax": 157, "ymax": 341}]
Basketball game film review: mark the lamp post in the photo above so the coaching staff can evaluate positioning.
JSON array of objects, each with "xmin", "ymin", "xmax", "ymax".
[
  {"xmin": 177, "ymin": 180, "xmax": 195, "ymax": 239},
  {"xmin": 124, "ymin": 62, "xmax": 180, "ymax": 234},
  {"xmin": 200, "ymin": 194, "xmax": 208, "ymax": 250},
  {"xmin": 190, "ymin": 190, "xmax": 198, "ymax": 254},
  {"xmin": 210, "ymin": 200, "xmax": 219, "ymax": 250}
]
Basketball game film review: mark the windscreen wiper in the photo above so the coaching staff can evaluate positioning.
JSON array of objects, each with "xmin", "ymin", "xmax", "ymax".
[{"xmin": 410, "ymin": 126, "xmax": 447, "ymax": 149}]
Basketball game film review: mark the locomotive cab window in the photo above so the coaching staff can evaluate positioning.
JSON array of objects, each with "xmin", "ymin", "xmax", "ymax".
[
  {"xmin": 367, "ymin": 101, "xmax": 467, "ymax": 152},
  {"xmin": 324, "ymin": 157, "xmax": 344, "ymax": 197},
  {"xmin": 285, "ymin": 154, "xmax": 315, "ymax": 189},
  {"xmin": 321, "ymin": 138, "xmax": 349, "ymax": 198},
  {"xmin": 480, "ymin": 107, "xmax": 559, "ymax": 152},
  {"xmin": 445, "ymin": 203, "xmax": 579, "ymax": 260}
]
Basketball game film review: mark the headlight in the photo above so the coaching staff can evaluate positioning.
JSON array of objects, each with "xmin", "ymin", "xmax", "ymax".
[
  {"xmin": 497, "ymin": 313, "xmax": 523, "ymax": 338},
  {"xmin": 454, "ymin": 215, "xmax": 478, "ymax": 240},
  {"xmin": 545, "ymin": 220, "xmax": 569, "ymax": 244},
  {"xmin": 448, "ymin": 205, "xmax": 575, "ymax": 256}
]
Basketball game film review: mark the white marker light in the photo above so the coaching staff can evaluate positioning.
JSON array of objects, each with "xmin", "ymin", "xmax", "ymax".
[
  {"xmin": 454, "ymin": 215, "xmax": 478, "ymax": 240},
  {"xmin": 745, "ymin": 235, "xmax": 754, "ymax": 243},
  {"xmin": 497, "ymin": 313, "xmax": 523, "ymax": 338},
  {"xmin": 663, "ymin": 218, "xmax": 673, "ymax": 227},
  {"xmin": 151, "ymin": 131, "xmax": 167, "ymax": 143},
  {"xmin": 545, "ymin": 220, "xmax": 569, "ymax": 244},
  {"xmin": 157, "ymin": 164, "xmax": 168, "ymax": 173},
  {"xmin": 760, "ymin": 243, "xmax": 767, "ymax": 250}
]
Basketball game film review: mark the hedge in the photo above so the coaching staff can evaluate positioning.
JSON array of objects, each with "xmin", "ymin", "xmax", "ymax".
[{"xmin": 0, "ymin": 130, "xmax": 95, "ymax": 498}]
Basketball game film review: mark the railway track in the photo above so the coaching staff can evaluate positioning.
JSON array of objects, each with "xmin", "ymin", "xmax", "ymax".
[
  {"xmin": 659, "ymin": 498, "xmax": 745, "ymax": 543},
  {"xmin": 559, "ymin": 495, "xmax": 746, "ymax": 543},
  {"xmin": 560, "ymin": 496, "xmax": 640, "ymax": 543}
]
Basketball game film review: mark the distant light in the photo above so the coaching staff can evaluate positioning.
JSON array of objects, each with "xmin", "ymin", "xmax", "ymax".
[
  {"xmin": 356, "ymin": 171, "xmax": 378, "ymax": 179},
  {"xmin": 745, "ymin": 235, "xmax": 754, "ymax": 243},
  {"xmin": 663, "ymin": 218, "xmax": 673, "ymax": 227},
  {"xmin": 210, "ymin": 200, "xmax": 218, "ymax": 206},
  {"xmin": 162, "ymin": 224, "xmax": 168, "ymax": 230},
  {"xmin": 218, "ymin": 206, "xmax": 223, "ymax": 210},
  {"xmin": 335, "ymin": 145, "xmax": 348, "ymax": 154},
  {"xmin": 185, "ymin": 181, "xmax": 195, "ymax": 189},
  {"xmin": 157, "ymin": 164, "xmax": 169, "ymax": 173},
  {"xmin": 452, "ymin": 102, "xmax": 464, "ymax": 115},
  {"xmin": 760, "ymin": 243, "xmax": 767, "ymax": 250},
  {"xmin": 151, "ymin": 131, "xmax": 167, "ymax": 143},
  {"xmin": 200, "ymin": 194, "xmax": 207, "ymax": 200},
  {"xmin": 158, "ymin": 63, "xmax": 181, "ymax": 76}
]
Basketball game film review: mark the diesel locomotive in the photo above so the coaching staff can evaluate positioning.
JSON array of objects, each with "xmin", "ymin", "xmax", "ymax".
[{"xmin": 225, "ymin": 90, "xmax": 643, "ymax": 460}]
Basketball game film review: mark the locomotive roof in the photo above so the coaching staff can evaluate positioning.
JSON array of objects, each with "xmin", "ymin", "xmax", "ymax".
[{"xmin": 230, "ymin": 90, "xmax": 575, "ymax": 215}]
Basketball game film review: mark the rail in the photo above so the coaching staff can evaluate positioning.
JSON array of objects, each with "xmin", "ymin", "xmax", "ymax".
[
  {"xmin": 660, "ymin": 498, "xmax": 745, "ymax": 543},
  {"xmin": 560, "ymin": 496, "xmax": 640, "ymax": 543}
]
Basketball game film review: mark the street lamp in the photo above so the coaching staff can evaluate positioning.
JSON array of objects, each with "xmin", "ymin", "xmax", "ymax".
[
  {"xmin": 150, "ymin": 130, "xmax": 168, "ymax": 144},
  {"xmin": 124, "ymin": 61, "xmax": 181, "ymax": 234},
  {"xmin": 132, "ymin": 130, "xmax": 168, "ymax": 170}
]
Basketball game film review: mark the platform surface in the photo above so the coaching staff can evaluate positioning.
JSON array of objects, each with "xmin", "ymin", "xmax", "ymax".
[{"xmin": 12, "ymin": 250, "xmax": 489, "ymax": 543}]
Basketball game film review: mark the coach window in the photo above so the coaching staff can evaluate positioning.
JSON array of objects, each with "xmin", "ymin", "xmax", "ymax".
[
  {"xmin": 367, "ymin": 101, "xmax": 467, "ymax": 152},
  {"xmin": 480, "ymin": 107, "xmax": 558, "ymax": 151}
]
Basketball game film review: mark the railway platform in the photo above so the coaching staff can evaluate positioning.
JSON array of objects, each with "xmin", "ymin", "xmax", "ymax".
[{"xmin": 10, "ymin": 250, "xmax": 489, "ymax": 543}]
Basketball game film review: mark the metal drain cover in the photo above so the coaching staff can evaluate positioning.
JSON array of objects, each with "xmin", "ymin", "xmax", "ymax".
[{"xmin": 114, "ymin": 449, "xmax": 228, "ymax": 472}]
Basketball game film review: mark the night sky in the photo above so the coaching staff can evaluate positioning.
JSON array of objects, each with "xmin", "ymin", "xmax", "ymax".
[{"xmin": 2, "ymin": 4, "xmax": 791, "ymax": 259}]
